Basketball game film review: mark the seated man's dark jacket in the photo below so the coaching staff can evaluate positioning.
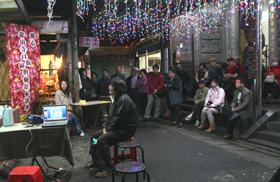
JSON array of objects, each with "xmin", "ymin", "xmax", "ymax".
[
  {"xmin": 103, "ymin": 92, "xmax": 138, "ymax": 137},
  {"xmin": 230, "ymin": 87, "xmax": 253, "ymax": 120}
]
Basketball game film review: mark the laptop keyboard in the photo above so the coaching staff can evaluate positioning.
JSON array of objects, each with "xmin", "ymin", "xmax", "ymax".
[{"xmin": 42, "ymin": 123, "xmax": 67, "ymax": 127}]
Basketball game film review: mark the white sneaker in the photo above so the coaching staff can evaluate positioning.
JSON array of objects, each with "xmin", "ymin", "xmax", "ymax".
[
  {"xmin": 185, "ymin": 114, "xmax": 193, "ymax": 121},
  {"xmin": 194, "ymin": 120, "xmax": 200, "ymax": 127},
  {"xmin": 80, "ymin": 131, "xmax": 85, "ymax": 137}
]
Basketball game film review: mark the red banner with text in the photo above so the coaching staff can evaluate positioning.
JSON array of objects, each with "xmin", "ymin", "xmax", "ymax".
[{"xmin": 5, "ymin": 23, "xmax": 41, "ymax": 115}]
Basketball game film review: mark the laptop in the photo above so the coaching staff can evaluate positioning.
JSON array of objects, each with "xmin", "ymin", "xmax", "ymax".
[{"xmin": 42, "ymin": 105, "xmax": 68, "ymax": 127}]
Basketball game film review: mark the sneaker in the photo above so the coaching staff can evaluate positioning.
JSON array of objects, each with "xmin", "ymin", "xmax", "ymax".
[
  {"xmin": 143, "ymin": 117, "xmax": 148, "ymax": 122},
  {"xmin": 185, "ymin": 114, "xmax": 193, "ymax": 121},
  {"xmin": 83, "ymin": 162, "xmax": 95, "ymax": 169},
  {"xmin": 194, "ymin": 120, "xmax": 200, "ymax": 127},
  {"xmin": 80, "ymin": 131, "xmax": 85, "ymax": 137}
]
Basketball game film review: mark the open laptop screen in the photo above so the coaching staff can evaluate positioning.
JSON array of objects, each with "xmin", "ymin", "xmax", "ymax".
[{"xmin": 43, "ymin": 105, "xmax": 67, "ymax": 121}]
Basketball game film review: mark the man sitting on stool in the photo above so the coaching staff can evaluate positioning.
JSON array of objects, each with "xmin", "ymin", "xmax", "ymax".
[
  {"xmin": 222, "ymin": 78, "xmax": 253, "ymax": 139},
  {"xmin": 185, "ymin": 80, "xmax": 209, "ymax": 127},
  {"xmin": 83, "ymin": 78, "xmax": 138, "ymax": 178}
]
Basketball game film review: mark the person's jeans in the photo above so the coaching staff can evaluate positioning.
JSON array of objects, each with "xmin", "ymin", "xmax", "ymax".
[
  {"xmin": 262, "ymin": 82, "xmax": 277, "ymax": 99},
  {"xmin": 222, "ymin": 82, "xmax": 235, "ymax": 103},
  {"xmin": 68, "ymin": 113, "xmax": 82, "ymax": 133},
  {"xmin": 166, "ymin": 97, "xmax": 183, "ymax": 123},
  {"xmin": 222, "ymin": 106, "xmax": 239, "ymax": 135},
  {"xmin": 144, "ymin": 94, "xmax": 161, "ymax": 119},
  {"xmin": 192, "ymin": 102, "xmax": 204, "ymax": 120},
  {"xmin": 138, "ymin": 92, "xmax": 148, "ymax": 116},
  {"xmin": 90, "ymin": 129, "xmax": 131, "ymax": 169},
  {"xmin": 129, "ymin": 89, "xmax": 140, "ymax": 113}
]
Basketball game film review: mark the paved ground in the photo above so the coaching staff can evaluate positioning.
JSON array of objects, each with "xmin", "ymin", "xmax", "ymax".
[{"xmin": 2, "ymin": 117, "xmax": 280, "ymax": 182}]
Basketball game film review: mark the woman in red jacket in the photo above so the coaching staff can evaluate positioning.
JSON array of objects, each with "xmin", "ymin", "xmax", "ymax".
[{"xmin": 263, "ymin": 58, "xmax": 280, "ymax": 102}]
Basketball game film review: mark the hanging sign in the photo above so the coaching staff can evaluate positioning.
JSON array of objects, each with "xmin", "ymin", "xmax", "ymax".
[
  {"xmin": 175, "ymin": 48, "xmax": 180, "ymax": 63},
  {"xmin": 5, "ymin": 23, "xmax": 41, "ymax": 115},
  {"xmin": 79, "ymin": 36, "xmax": 100, "ymax": 47}
]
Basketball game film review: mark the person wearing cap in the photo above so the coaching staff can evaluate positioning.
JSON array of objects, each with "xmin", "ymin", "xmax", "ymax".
[
  {"xmin": 111, "ymin": 66, "xmax": 126, "ymax": 82},
  {"xmin": 176, "ymin": 64, "xmax": 190, "ymax": 100},
  {"xmin": 205, "ymin": 58, "xmax": 223, "ymax": 87},
  {"xmin": 185, "ymin": 80, "xmax": 209, "ymax": 127},
  {"xmin": 143, "ymin": 64, "xmax": 164, "ymax": 121},
  {"xmin": 126, "ymin": 67, "xmax": 140, "ymax": 113},
  {"xmin": 221, "ymin": 57, "xmax": 240, "ymax": 104}
]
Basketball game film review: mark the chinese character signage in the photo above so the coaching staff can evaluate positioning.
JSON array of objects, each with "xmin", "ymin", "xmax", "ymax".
[
  {"xmin": 79, "ymin": 36, "xmax": 99, "ymax": 47},
  {"xmin": 5, "ymin": 23, "xmax": 41, "ymax": 115}
]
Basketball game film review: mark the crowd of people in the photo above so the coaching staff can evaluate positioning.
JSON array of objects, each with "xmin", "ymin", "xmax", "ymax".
[{"xmin": 53, "ymin": 57, "xmax": 280, "ymax": 178}]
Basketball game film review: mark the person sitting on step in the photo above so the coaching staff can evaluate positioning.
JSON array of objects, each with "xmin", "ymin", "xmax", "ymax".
[
  {"xmin": 222, "ymin": 78, "xmax": 253, "ymax": 139},
  {"xmin": 198, "ymin": 79, "xmax": 225, "ymax": 132},
  {"xmin": 185, "ymin": 80, "xmax": 209, "ymax": 127}
]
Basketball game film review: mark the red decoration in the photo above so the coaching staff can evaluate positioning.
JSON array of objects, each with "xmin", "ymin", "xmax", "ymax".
[
  {"xmin": 123, "ymin": 56, "xmax": 126, "ymax": 60},
  {"xmin": 100, "ymin": 56, "xmax": 102, "ymax": 60},
  {"xmin": 117, "ymin": 56, "xmax": 120, "ymax": 60},
  {"xmin": 5, "ymin": 23, "xmax": 41, "ymax": 115},
  {"xmin": 111, "ymin": 56, "xmax": 114, "ymax": 60}
]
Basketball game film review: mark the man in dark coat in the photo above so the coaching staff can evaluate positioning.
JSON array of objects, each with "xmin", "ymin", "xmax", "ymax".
[
  {"xmin": 164, "ymin": 68, "xmax": 184, "ymax": 127},
  {"xmin": 176, "ymin": 64, "xmax": 189, "ymax": 100},
  {"xmin": 222, "ymin": 78, "xmax": 253, "ymax": 139},
  {"xmin": 205, "ymin": 58, "xmax": 223, "ymax": 87},
  {"xmin": 111, "ymin": 66, "xmax": 126, "ymax": 82},
  {"xmin": 79, "ymin": 68, "xmax": 94, "ymax": 100},
  {"xmin": 84, "ymin": 78, "xmax": 138, "ymax": 178},
  {"xmin": 97, "ymin": 69, "xmax": 111, "ymax": 116}
]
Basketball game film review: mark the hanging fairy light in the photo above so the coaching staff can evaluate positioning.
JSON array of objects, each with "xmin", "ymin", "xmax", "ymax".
[
  {"xmin": 76, "ymin": 0, "xmax": 97, "ymax": 22},
  {"xmin": 47, "ymin": 0, "xmax": 56, "ymax": 27},
  {"xmin": 83, "ymin": 0, "xmax": 280, "ymax": 44}
]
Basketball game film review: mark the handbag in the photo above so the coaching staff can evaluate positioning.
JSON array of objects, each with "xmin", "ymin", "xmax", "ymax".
[{"xmin": 264, "ymin": 74, "xmax": 275, "ymax": 83}]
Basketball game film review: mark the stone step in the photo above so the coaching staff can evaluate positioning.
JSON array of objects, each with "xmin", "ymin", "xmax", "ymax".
[
  {"xmin": 247, "ymin": 138, "xmax": 280, "ymax": 151},
  {"xmin": 267, "ymin": 121, "xmax": 280, "ymax": 132},
  {"xmin": 180, "ymin": 103, "xmax": 194, "ymax": 112},
  {"xmin": 159, "ymin": 110, "xmax": 191, "ymax": 118},
  {"xmin": 183, "ymin": 98, "xmax": 194, "ymax": 105},
  {"xmin": 257, "ymin": 130, "xmax": 280, "ymax": 143}
]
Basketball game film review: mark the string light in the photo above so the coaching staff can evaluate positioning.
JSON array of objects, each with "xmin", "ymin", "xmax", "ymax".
[
  {"xmin": 52, "ymin": 0, "xmax": 280, "ymax": 44},
  {"xmin": 47, "ymin": 0, "xmax": 56, "ymax": 27}
]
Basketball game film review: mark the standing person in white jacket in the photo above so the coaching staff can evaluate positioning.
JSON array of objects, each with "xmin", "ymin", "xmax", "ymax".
[
  {"xmin": 55, "ymin": 80, "xmax": 85, "ymax": 137},
  {"xmin": 198, "ymin": 79, "xmax": 225, "ymax": 132}
]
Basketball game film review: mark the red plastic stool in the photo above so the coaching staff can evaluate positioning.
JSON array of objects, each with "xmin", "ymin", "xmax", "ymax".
[
  {"xmin": 113, "ymin": 137, "xmax": 136, "ymax": 165},
  {"xmin": 8, "ymin": 166, "xmax": 43, "ymax": 182}
]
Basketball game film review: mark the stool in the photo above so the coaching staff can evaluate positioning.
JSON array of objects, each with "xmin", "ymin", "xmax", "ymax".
[
  {"xmin": 114, "ymin": 137, "xmax": 136, "ymax": 166},
  {"xmin": 112, "ymin": 161, "xmax": 150, "ymax": 182},
  {"xmin": 8, "ymin": 166, "xmax": 43, "ymax": 182},
  {"xmin": 118, "ymin": 141, "xmax": 145, "ymax": 164}
]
